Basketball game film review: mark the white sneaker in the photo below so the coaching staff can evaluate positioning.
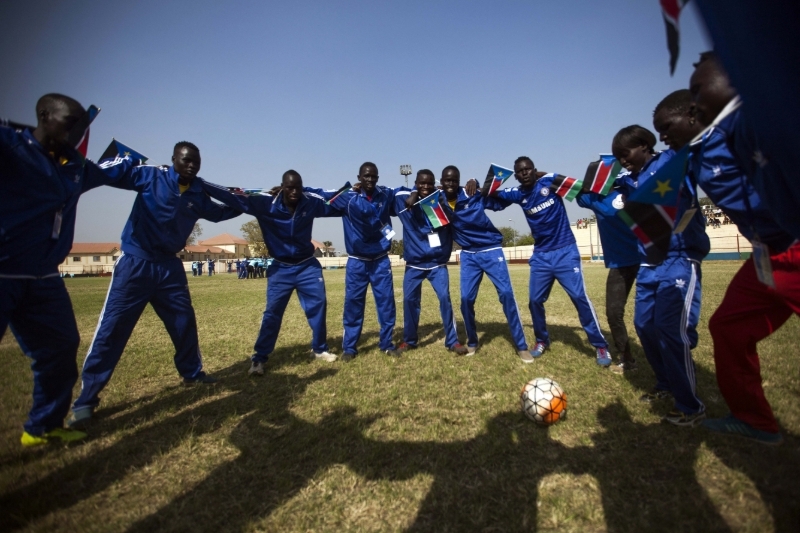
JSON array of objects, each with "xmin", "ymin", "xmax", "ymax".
[
  {"xmin": 248, "ymin": 361, "xmax": 265, "ymax": 376},
  {"xmin": 312, "ymin": 350, "xmax": 337, "ymax": 362},
  {"xmin": 466, "ymin": 345, "xmax": 477, "ymax": 356}
]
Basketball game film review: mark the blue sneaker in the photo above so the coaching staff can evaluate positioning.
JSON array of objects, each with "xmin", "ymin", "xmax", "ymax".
[
  {"xmin": 702, "ymin": 414, "xmax": 783, "ymax": 446},
  {"xmin": 529, "ymin": 342, "xmax": 547, "ymax": 358},
  {"xmin": 595, "ymin": 347, "xmax": 612, "ymax": 367}
]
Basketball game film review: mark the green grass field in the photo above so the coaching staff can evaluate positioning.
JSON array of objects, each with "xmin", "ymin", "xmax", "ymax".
[{"xmin": 1, "ymin": 262, "xmax": 798, "ymax": 532}]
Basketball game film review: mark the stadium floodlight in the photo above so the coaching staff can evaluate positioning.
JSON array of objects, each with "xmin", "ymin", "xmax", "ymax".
[{"xmin": 400, "ymin": 164, "xmax": 412, "ymax": 187}]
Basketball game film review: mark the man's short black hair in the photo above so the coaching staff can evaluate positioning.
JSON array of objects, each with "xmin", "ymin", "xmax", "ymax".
[
  {"xmin": 416, "ymin": 169, "xmax": 435, "ymax": 179},
  {"xmin": 441, "ymin": 165, "xmax": 460, "ymax": 177},
  {"xmin": 693, "ymin": 50, "xmax": 718, "ymax": 68},
  {"xmin": 282, "ymin": 169, "xmax": 302, "ymax": 182},
  {"xmin": 36, "ymin": 93, "xmax": 83, "ymax": 116},
  {"xmin": 359, "ymin": 161, "xmax": 377, "ymax": 175},
  {"xmin": 174, "ymin": 141, "xmax": 199, "ymax": 153},
  {"xmin": 514, "ymin": 156, "xmax": 534, "ymax": 168},
  {"xmin": 654, "ymin": 89, "xmax": 693, "ymax": 117},
  {"xmin": 612, "ymin": 125, "xmax": 657, "ymax": 153}
]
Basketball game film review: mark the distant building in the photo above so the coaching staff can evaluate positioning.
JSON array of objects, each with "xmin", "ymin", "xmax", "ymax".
[
  {"xmin": 60, "ymin": 243, "xmax": 120, "ymax": 275},
  {"xmin": 311, "ymin": 239, "xmax": 336, "ymax": 257},
  {"xmin": 179, "ymin": 245, "xmax": 236, "ymax": 261},
  {"xmin": 198, "ymin": 233, "xmax": 252, "ymax": 257}
]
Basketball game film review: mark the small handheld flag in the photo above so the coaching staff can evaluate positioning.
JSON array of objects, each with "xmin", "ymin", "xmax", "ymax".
[
  {"xmin": 325, "ymin": 181, "xmax": 352, "ymax": 205},
  {"xmin": 627, "ymin": 145, "xmax": 689, "ymax": 206},
  {"xmin": 583, "ymin": 155, "xmax": 623, "ymax": 196},
  {"xmin": 418, "ymin": 190, "xmax": 450, "ymax": 229},
  {"xmin": 661, "ymin": 0, "xmax": 690, "ymax": 75},
  {"xmin": 100, "ymin": 138, "xmax": 149, "ymax": 164},
  {"xmin": 618, "ymin": 201, "xmax": 677, "ymax": 265},
  {"xmin": 226, "ymin": 187, "xmax": 271, "ymax": 196},
  {"xmin": 481, "ymin": 164, "xmax": 514, "ymax": 196},
  {"xmin": 549, "ymin": 174, "xmax": 583, "ymax": 201},
  {"xmin": 72, "ymin": 105, "xmax": 100, "ymax": 158}
]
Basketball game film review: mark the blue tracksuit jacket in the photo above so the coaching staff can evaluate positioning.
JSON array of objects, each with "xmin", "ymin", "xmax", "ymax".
[
  {"xmin": 334, "ymin": 185, "xmax": 396, "ymax": 259},
  {"xmin": 576, "ymin": 182, "xmax": 640, "ymax": 269},
  {"xmin": 488, "ymin": 175, "xmax": 576, "ymax": 253},
  {"xmin": 699, "ymin": 107, "xmax": 796, "ymax": 252},
  {"xmin": 0, "ymin": 127, "xmax": 136, "ymax": 276},
  {"xmin": 391, "ymin": 188, "xmax": 453, "ymax": 267},
  {"xmin": 100, "ymin": 164, "xmax": 240, "ymax": 261}
]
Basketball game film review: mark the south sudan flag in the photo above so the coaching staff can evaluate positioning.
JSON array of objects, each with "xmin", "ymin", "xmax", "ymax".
[
  {"xmin": 618, "ymin": 201, "xmax": 676, "ymax": 264},
  {"xmin": 418, "ymin": 190, "xmax": 449, "ymax": 229},
  {"xmin": 100, "ymin": 138, "xmax": 148, "ymax": 165},
  {"xmin": 583, "ymin": 155, "xmax": 622, "ymax": 196},
  {"xmin": 550, "ymin": 174, "xmax": 582, "ymax": 201}
]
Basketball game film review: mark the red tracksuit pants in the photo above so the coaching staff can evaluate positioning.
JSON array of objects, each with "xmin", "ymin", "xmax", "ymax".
[{"xmin": 708, "ymin": 242, "xmax": 800, "ymax": 433}]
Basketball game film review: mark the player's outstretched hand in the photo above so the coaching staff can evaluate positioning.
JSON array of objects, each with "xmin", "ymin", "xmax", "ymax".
[
  {"xmin": 465, "ymin": 178, "xmax": 479, "ymax": 197},
  {"xmin": 406, "ymin": 190, "xmax": 419, "ymax": 209},
  {"xmin": 351, "ymin": 183, "xmax": 362, "ymax": 193},
  {"xmin": 269, "ymin": 185, "xmax": 282, "ymax": 195}
]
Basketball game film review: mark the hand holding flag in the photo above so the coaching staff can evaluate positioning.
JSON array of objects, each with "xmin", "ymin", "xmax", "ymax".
[
  {"xmin": 100, "ymin": 138, "xmax": 148, "ymax": 165},
  {"xmin": 481, "ymin": 164, "xmax": 514, "ymax": 196},
  {"xmin": 583, "ymin": 155, "xmax": 623, "ymax": 196},
  {"xmin": 325, "ymin": 181, "xmax": 352, "ymax": 205},
  {"xmin": 549, "ymin": 174, "xmax": 583, "ymax": 201},
  {"xmin": 418, "ymin": 189, "xmax": 450, "ymax": 229}
]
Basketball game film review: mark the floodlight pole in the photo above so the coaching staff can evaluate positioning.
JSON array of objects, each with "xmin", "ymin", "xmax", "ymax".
[{"xmin": 400, "ymin": 164, "xmax": 412, "ymax": 188}]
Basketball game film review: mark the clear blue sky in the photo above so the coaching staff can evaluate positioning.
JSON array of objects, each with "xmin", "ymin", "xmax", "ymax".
[{"xmin": 0, "ymin": 0, "xmax": 710, "ymax": 250}]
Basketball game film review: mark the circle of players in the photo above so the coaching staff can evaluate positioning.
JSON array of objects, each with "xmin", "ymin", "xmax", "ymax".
[{"xmin": 2, "ymin": 52, "xmax": 795, "ymax": 448}]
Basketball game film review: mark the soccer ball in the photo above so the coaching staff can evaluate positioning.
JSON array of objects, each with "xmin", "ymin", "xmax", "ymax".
[{"xmin": 520, "ymin": 377, "xmax": 567, "ymax": 426}]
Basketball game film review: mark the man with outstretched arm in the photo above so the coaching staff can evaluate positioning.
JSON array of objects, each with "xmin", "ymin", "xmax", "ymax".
[
  {"xmin": 423, "ymin": 165, "xmax": 530, "ymax": 362},
  {"xmin": 321, "ymin": 162, "xmax": 399, "ymax": 361},
  {"xmin": 479, "ymin": 158, "xmax": 610, "ymax": 366},
  {"xmin": 1, "ymin": 94, "xmax": 138, "ymax": 446},
  {"xmin": 202, "ymin": 171, "xmax": 381, "ymax": 375},
  {"xmin": 392, "ymin": 170, "xmax": 469, "ymax": 355},
  {"xmin": 69, "ymin": 142, "xmax": 240, "ymax": 429}
]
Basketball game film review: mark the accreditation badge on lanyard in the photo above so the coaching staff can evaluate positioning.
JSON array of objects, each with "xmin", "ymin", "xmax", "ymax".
[
  {"xmin": 427, "ymin": 232, "xmax": 441, "ymax": 248},
  {"xmin": 751, "ymin": 236, "xmax": 776, "ymax": 289}
]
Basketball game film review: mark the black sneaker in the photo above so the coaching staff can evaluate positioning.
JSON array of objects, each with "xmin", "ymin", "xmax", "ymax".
[
  {"xmin": 341, "ymin": 352, "xmax": 356, "ymax": 363},
  {"xmin": 662, "ymin": 409, "xmax": 706, "ymax": 427},
  {"xmin": 639, "ymin": 388, "xmax": 671, "ymax": 402},
  {"xmin": 183, "ymin": 373, "xmax": 219, "ymax": 386}
]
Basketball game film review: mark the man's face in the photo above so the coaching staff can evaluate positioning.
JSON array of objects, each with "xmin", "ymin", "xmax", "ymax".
[
  {"xmin": 689, "ymin": 60, "xmax": 737, "ymax": 127},
  {"xmin": 653, "ymin": 108, "xmax": 697, "ymax": 151},
  {"xmin": 513, "ymin": 159, "xmax": 537, "ymax": 189},
  {"xmin": 358, "ymin": 164, "xmax": 379, "ymax": 194},
  {"xmin": 40, "ymin": 101, "xmax": 86, "ymax": 150},
  {"xmin": 440, "ymin": 168, "xmax": 460, "ymax": 199},
  {"xmin": 415, "ymin": 173, "xmax": 436, "ymax": 198},
  {"xmin": 172, "ymin": 147, "xmax": 201, "ymax": 180},
  {"xmin": 283, "ymin": 174, "xmax": 303, "ymax": 208}
]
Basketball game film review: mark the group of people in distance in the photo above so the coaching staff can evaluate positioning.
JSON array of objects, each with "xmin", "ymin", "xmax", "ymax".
[{"xmin": 0, "ymin": 50, "xmax": 796, "ymax": 448}]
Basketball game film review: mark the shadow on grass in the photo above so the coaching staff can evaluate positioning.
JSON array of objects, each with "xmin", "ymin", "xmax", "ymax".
[{"xmin": 2, "ymin": 359, "xmax": 797, "ymax": 532}]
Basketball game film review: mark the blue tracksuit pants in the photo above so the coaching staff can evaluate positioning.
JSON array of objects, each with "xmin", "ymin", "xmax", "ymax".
[
  {"xmin": 460, "ymin": 249, "xmax": 528, "ymax": 351},
  {"xmin": 343, "ymin": 255, "xmax": 396, "ymax": 354},
  {"xmin": 1, "ymin": 276, "xmax": 80, "ymax": 435},
  {"xmin": 252, "ymin": 259, "xmax": 328, "ymax": 362},
  {"xmin": 402, "ymin": 265, "xmax": 459, "ymax": 349},
  {"xmin": 73, "ymin": 253, "xmax": 205, "ymax": 411},
  {"xmin": 634, "ymin": 257, "xmax": 704, "ymax": 415},
  {"xmin": 529, "ymin": 244, "xmax": 607, "ymax": 348}
]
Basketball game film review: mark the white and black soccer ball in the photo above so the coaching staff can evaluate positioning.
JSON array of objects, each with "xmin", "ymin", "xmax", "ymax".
[{"xmin": 520, "ymin": 377, "xmax": 567, "ymax": 426}]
